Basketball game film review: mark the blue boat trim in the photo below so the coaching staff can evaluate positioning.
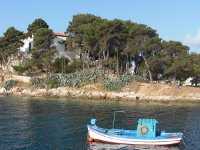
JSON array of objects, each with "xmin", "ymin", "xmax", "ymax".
[
  {"xmin": 87, "ymin": 117, "xmax": 183, "ymax": 145},
  {"xmin": 88, "ymin": 125, "xmax": 182, "ymax": 141}
]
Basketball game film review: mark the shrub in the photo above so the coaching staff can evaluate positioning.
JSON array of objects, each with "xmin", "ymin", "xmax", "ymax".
[
  {"xmin": 103, "ymin": 74, "xmax": 136, "ymax": 91},
  {"xmin": 46, "ymin": 76, "xmax": 60, "ymax": 89},
  {"xmin": 30, "ymin": 69, "xmax": 141, "ymax": 90},
  {"xmin": 30, "ymin": 69, "xmax": 104, "ymax": 89},
  {"xmin": 65, "ymin": 60, "xmax": 82, "ymax": 73},
  {"xmin": 103, "ymin": 78, "xmax": 122, "ymax": 91},
  {"xmin": 52, "ymin": 58, "xmax": 82, "ymax": 74},
  {"xmin": 52, "ymin": 57, "xmax": 70, "ymax": 73},
  {"xmin": 47, "ymin": 69, "xmax": 104, "ymax": 88},
  {"xmin": 12, "ymin": 59, "xmax": 37, "ymax": 75},
  {"xmin": 31, "ymin": 77, "xmax": 46, "ymax": 88},
  {"xmin": 3, "ymin": 80, "xmax": 17, "ymax": 91},
  {"xmin": 13, "ymin": 64, "xmax": 28, "ymax": 74}
]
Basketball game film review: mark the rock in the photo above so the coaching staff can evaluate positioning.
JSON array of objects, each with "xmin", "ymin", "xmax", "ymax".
[{"xmin": 0, "ymin": 88, "xmax": 6, "ymax": 94}]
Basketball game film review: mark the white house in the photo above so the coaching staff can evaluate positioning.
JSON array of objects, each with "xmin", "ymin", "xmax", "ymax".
[
  {"xmin": 183, "ymin": 77, "xmax": 193, "ymax": 86},
  {"xmin": 19, "ymin": 32, "xmax": 76, "ymax": 60},
  {"xmin": 129, "ymin": 60, "xmax": 136, "ymax": 75},
  {"xmin": 20, "ymin": 36, "xmax": 34, "ymax": 53},
  {"xmin": 52, "ymin": 32, "xmax": 68, "ymax": 57}
]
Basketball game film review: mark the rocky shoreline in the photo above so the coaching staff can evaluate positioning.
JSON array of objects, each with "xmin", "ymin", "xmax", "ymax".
[{"xmin": 0, "ymin": 82, "xmax": 200, "ymax": 102}]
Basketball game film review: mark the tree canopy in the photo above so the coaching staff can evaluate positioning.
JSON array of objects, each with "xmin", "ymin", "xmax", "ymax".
[
  {"xmin": 0, "ymin": 27, "xmax": 24, "ymax": 63},
  {"xmin": 27, "ymin": 18, "xmax": 49, "ymax": 35},
  {"xmin": 33, "ymin": 28, "xmax": 54, "ymax": 50},
  {"xmin": 28, "ymin": 28, "xmax": 56, "ymax": 74},
  {"xmin": 0, "ymin": 14, "xmax": 199, "ymax": 85},
  {"xmin": 66, "ymin": 14, "xmax": 192, "ymax": 81}
]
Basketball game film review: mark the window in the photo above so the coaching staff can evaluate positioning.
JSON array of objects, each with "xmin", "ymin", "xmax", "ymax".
[{"xmin": 29, "ymin": 42, "xmax": 32, "ymax": 51}]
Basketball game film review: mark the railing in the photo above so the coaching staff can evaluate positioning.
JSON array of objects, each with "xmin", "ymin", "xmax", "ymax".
[{"xmin": 112, "ymin": 110, "xmax": 125, "ymax": 129}]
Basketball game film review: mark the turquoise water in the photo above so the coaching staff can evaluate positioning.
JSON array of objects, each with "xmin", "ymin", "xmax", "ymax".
[{"xmin": 0, "ymin": 96, "xmax": 199, "ymax": 150}]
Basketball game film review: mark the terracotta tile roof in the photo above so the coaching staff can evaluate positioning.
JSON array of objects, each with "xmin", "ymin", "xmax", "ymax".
[{"xmin": 54, "ymin": 32, "xmax": 67, "ymax": 37}]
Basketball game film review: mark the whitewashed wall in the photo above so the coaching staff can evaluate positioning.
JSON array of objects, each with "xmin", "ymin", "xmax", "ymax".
[
  {"xmin": 19, "ymin": 35, "xmax": 67, "ymax": 56},
  {"xmin": 52, "ymin": 36, "xmax": 66, "ymax": 57},
  {"xmin": 20, "ymin": 36, "xmax": 33, "ymax": 53}
]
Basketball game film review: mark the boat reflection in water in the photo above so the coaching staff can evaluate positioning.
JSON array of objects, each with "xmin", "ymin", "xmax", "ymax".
[{"xmin": 88, "ymin": 142, "xmax": 182, "ymax": 150}]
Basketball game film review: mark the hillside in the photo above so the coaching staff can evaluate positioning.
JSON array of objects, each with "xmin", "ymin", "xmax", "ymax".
[{"xmin": 0, "ymin": 74, "xmax": 200, "ymax": 101}]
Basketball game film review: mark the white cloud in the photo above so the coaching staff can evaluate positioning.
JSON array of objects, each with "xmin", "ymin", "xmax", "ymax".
[{"xmin": 183, "ymin": 29, "xmax": 200, "ymax": 52}]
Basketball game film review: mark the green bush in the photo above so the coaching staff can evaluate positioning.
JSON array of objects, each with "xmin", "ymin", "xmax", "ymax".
[
  {"xmin": 30, "ymin": 69, "xmax": 141, "ymax": 90},
  {"xmin": 65, "ymin": 60, "xmax": 82, "ymax": 73},
  {"xmin": 3, "ymin": 80, "xmax": 17, "ymax": 91},
  {"xmin": 52, "ymin": 57, "xmax": 70, "ymax": 73},
  {"xmin": 13, "ymin": 64, "xmax": 28, "ymax": 74},
  {"xmin": 103, "ymin": 78, "xmax": 122, "ymax": 91},
  {"xmin": 31, "ymin": 77, "xmax": 46, "ymax": 88},
  {"xmin": 12, "ymin": 59, "xmax": 37, "ymax": 75},
  {"xmin": 30, "ymin": 69, "xmax": 104, "ymax": 89},
  {"xmin": 103, "ymin": 74, "xmax": 136, "ymax": 91},
  {"xmin": 52, "ymin": 58, "xmax": 82, "ymax": 74},
  {"xmin": 46, "ymin": 77, "xmax": 60, "ymax": 89},
  {"xmin": 47, "ymin": 69, "xmax": 104, "ymax": 88}
]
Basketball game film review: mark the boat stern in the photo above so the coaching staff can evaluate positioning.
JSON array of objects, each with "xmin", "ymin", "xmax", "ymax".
[{"xmin": 87, "ymin": 118, "xmax": 97, "ymax": 142}]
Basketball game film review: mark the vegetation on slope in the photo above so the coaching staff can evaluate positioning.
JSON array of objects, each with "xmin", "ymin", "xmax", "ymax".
[{"xmin": 0, "ymin": 14, "xmax": 199, "ymax": 88}]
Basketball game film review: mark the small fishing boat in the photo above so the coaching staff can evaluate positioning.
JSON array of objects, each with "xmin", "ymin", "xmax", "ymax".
[{"xmin": 87, "ymin": 111, "xmax": 183, "ymax": 146}]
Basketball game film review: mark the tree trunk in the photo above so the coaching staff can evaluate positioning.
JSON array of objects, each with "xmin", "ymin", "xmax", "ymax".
[
  {"xmin": 0, "ymin": 53, "xmax": 10, "ymax": 76},
  {"xmin": 125, "ymin": 55, "xmax": 129, "ymax": 73},
  {"xmin": 103, "ymin": 50, "xmax": 106, "ymax": 60},
  {"xmin": 0, "ymin": 53, "xmax": 6, "ymax": 80},
  {"xmin": 106, "ymin": 49, "xmax": 109, "ymax": 60},
  {"xmin": 100, "ymin": 49, "xmax": 105, "ymax": 70},
  {"xmin": 87, "ymin": 50, "xmax": 90, "ymax": 69},
  {"xmin": 116, "ymin": 48, "xmax": 119, "ymax": 76},
  {"xmin": 62, "ymin": 57, "xmax": 65, "ymax": 74},
  {"xmin": 142, "ymin": 55, "xmax": 153, "ymax": 81},
  {"xmin": 81, "ymin": 52, "xmax": 85, "ymax": 71},
  {"xmin": 0, "ymin": 53, "xmax": 6, "ymax": 68}
]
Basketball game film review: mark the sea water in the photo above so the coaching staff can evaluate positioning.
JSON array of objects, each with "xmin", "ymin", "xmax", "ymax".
[{"xmin": 0, "ymin": 96, "xmax": 199, "ymax": 150}]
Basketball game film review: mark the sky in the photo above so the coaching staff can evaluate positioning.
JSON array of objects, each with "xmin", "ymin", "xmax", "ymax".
[{"xmin": 0, "ymin": 0, "xmax": 200, "ymax": 53}]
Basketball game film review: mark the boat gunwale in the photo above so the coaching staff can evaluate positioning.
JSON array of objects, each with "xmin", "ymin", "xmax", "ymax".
[{"xmin": 87, "ymin": 125, "xmax": 182, "ymax": 142}]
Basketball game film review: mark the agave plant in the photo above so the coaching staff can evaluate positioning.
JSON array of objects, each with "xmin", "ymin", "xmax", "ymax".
[
  {"xmin": 42, "ymin": 69, "xmax": 105, "ymax": 88},
  {"xmin": 31, "ymin": 77, "xmax": 46, "ymax": 88},
  {"xmin": 103, "ymin": 74, "xmax": 137, "ymax": 91},
  {"xmin": 3, "ymin": 80, "xmax": 17, "ymax": 91},
  {"xmin": 31, "ymin": 69, "xmax": 142, "ymax": 90}
]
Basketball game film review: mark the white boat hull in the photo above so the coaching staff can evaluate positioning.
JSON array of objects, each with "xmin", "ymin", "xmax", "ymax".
[{"xmin": 88, "ymin": 125, "xmax": 182, "ymax": 146}]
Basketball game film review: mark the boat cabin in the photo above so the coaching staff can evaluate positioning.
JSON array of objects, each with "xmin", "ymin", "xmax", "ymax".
[{"xmin": 136, "ymin": 119, "xmax": 159, "ymax": 138}]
